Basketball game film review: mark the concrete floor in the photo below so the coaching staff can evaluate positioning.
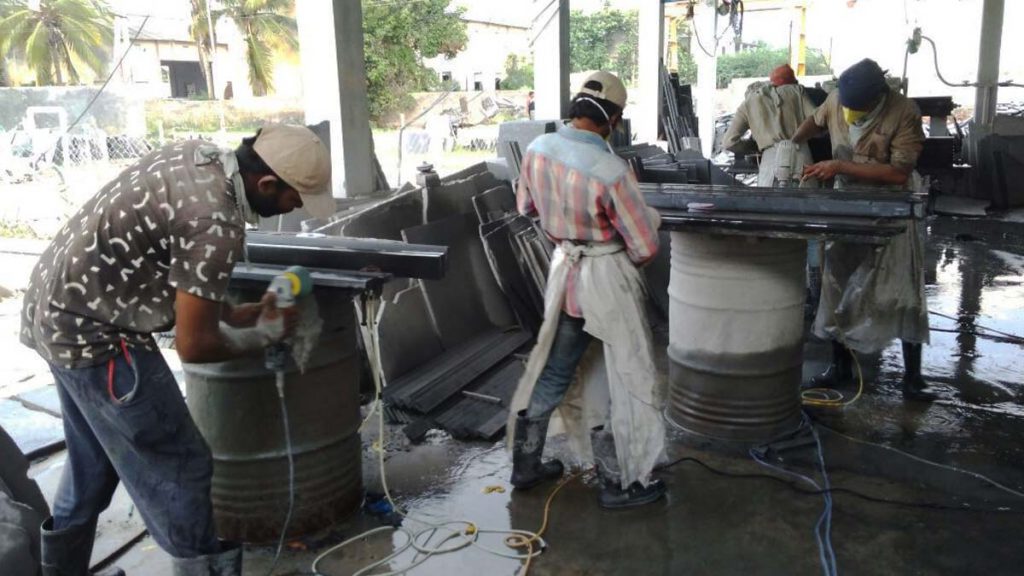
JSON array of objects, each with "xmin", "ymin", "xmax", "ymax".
[{"xmin": 27, "ymin": 214, "xmax": 1024, "ymax": 575}]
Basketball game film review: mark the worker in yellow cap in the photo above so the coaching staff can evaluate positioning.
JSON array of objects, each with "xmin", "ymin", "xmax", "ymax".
[
  {"xmin": 722, "ymin": 63, "xmax": 819, "ymax": 187},
  {"xmin": 792, "ymin": 58, "xmax": 935, "ymax": 402},
  {"xmin": 21, "ymin": 124, "xmax": 334, "ymax": 575}
]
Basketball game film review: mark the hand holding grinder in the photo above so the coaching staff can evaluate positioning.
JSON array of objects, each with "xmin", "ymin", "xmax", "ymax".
[{"xmin": 264, "ymin": 266, "xmax": 313, "ymax": 373}]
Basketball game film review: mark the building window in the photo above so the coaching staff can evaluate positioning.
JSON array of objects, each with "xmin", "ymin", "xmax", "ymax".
[
  {"xmin": 160, "ymin": 65, "xmax": 170, "ymax": 83},
  {"xmin": 441, "ymin": 71, "xmax": 452, "ymax": 82}
]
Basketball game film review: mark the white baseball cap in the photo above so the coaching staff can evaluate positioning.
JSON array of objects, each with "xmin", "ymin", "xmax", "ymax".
[
  {"xmin": 252, "ymin": 124, "xmax": 335, "ymax": 219},
  {"xmin": 577, "ymin": 71, "xmax": 628, "ymax": 109}
]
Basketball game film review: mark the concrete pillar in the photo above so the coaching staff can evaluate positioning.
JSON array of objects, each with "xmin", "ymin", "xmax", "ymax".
[
  {"xmin": 973, "ymin": 0, "xmax": 1005, "ymax": 132},
  {"xmin": 636, "ymin": 0, "xmax": 665, "ymax": 145},
  {"xmin": 296, "ymin": 0, "xmax": 375, "ymax": 198},
  {"xmin": 694, "ymin": 8, "xmax": 718, "ymax": 158},
  {"xmin": 532, "ymin": 0, "xmax": 569, "ymax": 120}
]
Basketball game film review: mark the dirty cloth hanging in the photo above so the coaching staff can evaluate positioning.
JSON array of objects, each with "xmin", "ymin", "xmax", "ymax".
[
  {"xmin": 813, "ymin": 174, "xmax": 929, "ymax": 352},
  {"xmin": 508, "ymin": 241, "xmax": 665, "ymax": 488}
]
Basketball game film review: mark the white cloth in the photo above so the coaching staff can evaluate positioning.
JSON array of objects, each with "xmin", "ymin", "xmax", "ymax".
[
  {"xmin": 508, "ymin": 241, "xmax": 666, "ymax": 488},
  {"xmin": 195, "ymin": 144, "xmax": 258, "ymax": 227},
  {"xmin": 813, "ymin": 174, "xmax": 929, "ymax": 352},
  {"xmin": 757, "ymin": 140, "xmax": 814, "ymax": 187}
]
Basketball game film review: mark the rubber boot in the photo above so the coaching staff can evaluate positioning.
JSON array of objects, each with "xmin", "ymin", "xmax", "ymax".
[
  {"xmin": 41, "ymin": 517, "xmax": 125, "ymax": 576},
  {"xmin": 510, "ymin": 411, "xmax": 564, "ymax": 490},
  {"xmin": 171, "ymin": 542, "xmax": 242, "ymax": 576},
  {"xmin": 590, "ymin": 427, "xmax": 666, "ymax": 510},
  {"xmin": 809, "ymin": 341, "xmax": 853, "ymax": 388},
  {"xmin": 901, "ymin": 341, "xmax": 937, "ymax": 402}
]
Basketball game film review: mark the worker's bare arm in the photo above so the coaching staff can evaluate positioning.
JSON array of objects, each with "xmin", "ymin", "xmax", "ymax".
[
  {"xmin": 802, "ymin": 160, "xmax": 911, "ymax": 186},
  {"xmin": 221, "ymin": 301, "xmax": 262, "ymax": 328},
  {"xmin": 791, "ymin": 117, "xmax": 825, "ymax": 145},
  {"xmin": 177, "ymin": 290, "xmax": 294, "ymax": 363}
]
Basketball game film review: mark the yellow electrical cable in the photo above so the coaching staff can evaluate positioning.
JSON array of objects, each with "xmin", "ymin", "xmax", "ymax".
[
  {"xmin": 801, "ymin": 263, "xmax": 865, "ymax": 409},
  {"xmin": 801, "ymin": 348, "xmax": 864, "ymax": 408},
  {"xmin": 503, "ymin": 471, "xmax": 584, "ymax": 576}
]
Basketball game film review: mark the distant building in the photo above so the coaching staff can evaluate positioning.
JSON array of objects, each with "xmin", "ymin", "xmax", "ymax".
[
  {"xmin": 423, "ymin": 3, "xmax": 531, "ymax": 91},
  {"xmin": 113, "ymin": 15, "xmax": 240, "ymax": 99}
]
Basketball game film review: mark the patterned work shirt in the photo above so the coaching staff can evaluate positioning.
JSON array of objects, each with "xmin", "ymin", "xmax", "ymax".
[
  {"xmin": 516, "ymin": 124, "xmax": 660, "ymax": 317},
  {"xmin": 21, "ymin": 140, "xmax": 246, "ymax": 369}
]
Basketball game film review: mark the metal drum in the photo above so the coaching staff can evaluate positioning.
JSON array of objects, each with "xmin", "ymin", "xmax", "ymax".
[
  {"xmin": 184, "ymin": 288, "xmax": 362, "ymax": 543},
  {"xmin": 667, "ymin": 232, "xmax": 806, "ymax": 442}
]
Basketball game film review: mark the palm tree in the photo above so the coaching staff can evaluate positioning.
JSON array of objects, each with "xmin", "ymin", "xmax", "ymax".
[
  {"xmin": 204, "ymin": 0, "xmax": 297, "ymax": 97},
  {"xmin": 0, "ymin": 0, "xmax": 112, "ymax": 86},
  {"xmin": 189, "ymin": 0, "xmax": 215, "ymax": 98}
]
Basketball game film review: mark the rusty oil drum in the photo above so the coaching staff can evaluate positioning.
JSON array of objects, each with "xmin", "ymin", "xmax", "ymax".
[{"xmin": 184, "ymin": 288, "xmax": 362, "ymax": 543}]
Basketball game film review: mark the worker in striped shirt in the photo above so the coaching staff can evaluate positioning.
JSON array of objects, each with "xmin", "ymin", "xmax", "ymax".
[{"xmin": 509, "ymin": 71, "xmax": 667, "ymax": 509}]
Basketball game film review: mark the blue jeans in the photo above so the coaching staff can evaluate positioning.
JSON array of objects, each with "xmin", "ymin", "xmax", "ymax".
[
  {"xmin": 526, "ymin": 314, "xmax": 594, "ymax": 420},
  {"xmin": 48, "ymin": 346, "xmax": 219, "ymax": 558}
]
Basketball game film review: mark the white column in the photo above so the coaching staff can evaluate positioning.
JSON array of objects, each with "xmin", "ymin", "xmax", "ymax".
[
  {"xmin": 973, "ymin": 0, "xmax": 1005, "ymax": 132},
  {"xmin": 636, "ymin": 0, "xmax": 665, "ymax": 145},
  {"xmin": 296, "ymin": 0, "xmax": 375, "ymax": 198},
  {"xmin": 532, "ymin": 0, "xmax": 569, "ymax": 120},
  {"xmin": 694, "ymin": 7, "xmax": 718, "ymax": 158}
]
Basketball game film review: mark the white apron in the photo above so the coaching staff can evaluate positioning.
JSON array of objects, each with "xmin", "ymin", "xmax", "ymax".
[
  {"xmin": 812, "ymin": 175, "xmax": 929, "ymax": 353},
  {"xmin": 757, "ymin": 140, "xmax": 814, "ymax": 187},
  {"xmin": 508, "ymin": 241, "xmax": 666, "ymax": 488}
]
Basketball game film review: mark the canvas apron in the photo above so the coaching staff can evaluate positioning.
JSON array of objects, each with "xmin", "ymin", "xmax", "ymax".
[{"xmin": 508, "ymin": 241, "xmax": 666, "ymax": 488}]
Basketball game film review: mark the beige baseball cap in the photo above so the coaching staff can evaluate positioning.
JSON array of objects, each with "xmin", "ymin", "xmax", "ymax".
[
  {"xmin": 578, "ymin": 71, "xmax": 628, "ymax": 109},
  {"xmin": 252, "ymin": 124, "xmax": 335, "ymax": 219}
]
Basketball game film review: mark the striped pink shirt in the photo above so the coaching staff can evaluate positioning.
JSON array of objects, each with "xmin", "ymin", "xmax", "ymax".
[{"xmin": 516, "ymin": 125, "xmax": 661, "ymax": 317}]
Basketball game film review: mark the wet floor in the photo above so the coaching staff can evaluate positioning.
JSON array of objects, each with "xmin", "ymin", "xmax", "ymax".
[{"xmin": 61, "ymin": 215, "xmax": 1024, "ymax": 575}]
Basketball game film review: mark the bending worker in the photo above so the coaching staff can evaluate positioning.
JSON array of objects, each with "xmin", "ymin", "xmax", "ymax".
[
  {"xmin": 721, "ymin": 64, "xmax": 818, "ymax": 186},
  {"xmin": 21, "ymin": 124, "xmax": 335, "ymax": 575},
  {"xmin": 509, "ymin": 71, "xmax": 667, "ymax": 509},
  {"xmin": 792, "ymin": 58, "xmax": 936, "ymax": 401}
]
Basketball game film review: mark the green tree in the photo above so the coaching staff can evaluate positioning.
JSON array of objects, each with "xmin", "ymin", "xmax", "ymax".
[
  {"xmin": 503, "ymin": 54, "xmax": 533, "ymax": 90},
  {"xmin": 189, "ymin": 0, "xmax": 215, "ymax": 98},
  {"xmin": 675, "ymin": 22, "xmax": 698, "ymax": 85},
  {"xmin": 222, "ymin": 0, "xmax": 296, "ymax": 96},
  {"xmin": 569, "ymin": 8, "xmax": 638, "ymax": 84},
  {"xmin": 0, "ymin": 0, "xmax": 112, "ymax": 86},
  {"xmin": 716, "ymin": 43, "xmax": 832, "ymax": 88},
  {"xmin": 362, "ymin": 0, "xmax": 467, "ymax": 122}
]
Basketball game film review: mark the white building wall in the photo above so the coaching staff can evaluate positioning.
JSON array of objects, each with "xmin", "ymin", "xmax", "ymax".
[{"xmin": 424, "ymin": 21, "xmax": 530, "ymax": 91}]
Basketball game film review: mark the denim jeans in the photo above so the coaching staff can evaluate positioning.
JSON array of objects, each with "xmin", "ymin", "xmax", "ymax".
[
  {"xmin": 48, "ymin": 346, "xmax": 219, "ymax": 558},
  {"xmin": 526, "ymin": 314, "xmax": 594, "ymax": 420}
]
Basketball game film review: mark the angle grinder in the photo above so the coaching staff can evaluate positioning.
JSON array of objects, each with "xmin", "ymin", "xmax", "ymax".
[{"xmin": 264, "ymin": 265, "xmax": 313, "ymax": 373}]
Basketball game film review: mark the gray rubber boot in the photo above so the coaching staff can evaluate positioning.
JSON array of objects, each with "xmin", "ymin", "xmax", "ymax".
[
  {"xmin": 510, "ymin": 411, "xmax": 564, "ymax": 491},
  {"xmin": 590, "ymin": 427, "xmax": 666, "ymax": 509},
  {"xmin": 170, "ymin": 541, "xmax": 242, "ymax": 576},
  {"xmin": 40, "ymin": 517, "xmax": 125, "ymax": 576}
]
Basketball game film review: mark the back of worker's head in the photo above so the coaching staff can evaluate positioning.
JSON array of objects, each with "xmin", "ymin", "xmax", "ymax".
[
  {"xmin": 569, "ymin": 71, "xmax": 627, "ymax": 129},
  {"xmin": 838, "ymin": 58, "xmax": 889, "ymax": 111}
]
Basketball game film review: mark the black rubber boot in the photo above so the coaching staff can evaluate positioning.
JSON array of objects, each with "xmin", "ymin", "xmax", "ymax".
[
  {"xmin": 171, "ymin": 541, "xmax": 242, "ymax": 576},
  {"xmin": 598, "ymin": 479, "xmax": 667, "ymax": 510},
  {"xmin": 809, "ymin": 340, "xmax": 853, "ymax": 388},
  {"xmin": 510, "ymin": 411, "xmax": 564, "ymax": 490},
  {"xmin": 41, "ymin": 517, "xmax": 125, "ymax": 576},
  {"xmin": 901, "ymin": 341, "xmax": 937, "ymax": 402},
  {"xmin": 590, "ymin": 426, "xmax": 667, "ymax": 509}
]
